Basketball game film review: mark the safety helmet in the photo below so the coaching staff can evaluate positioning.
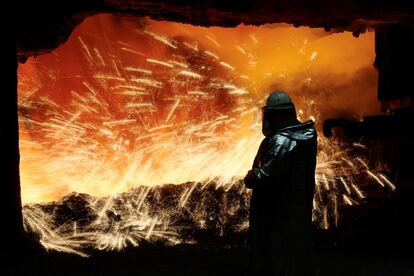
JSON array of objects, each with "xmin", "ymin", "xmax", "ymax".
[
  {"xmin": 261, "ymin": 91, "xmax": 296, "ymax": 137},
  {"xmin": 262, "ymin": 91, "xmax": 294, "ymax": 111}
]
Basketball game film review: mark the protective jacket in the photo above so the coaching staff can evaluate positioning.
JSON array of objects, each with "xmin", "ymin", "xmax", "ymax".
[{"xmin": 244, "ymin": 120, "xmax": 317, "ymax": 275}]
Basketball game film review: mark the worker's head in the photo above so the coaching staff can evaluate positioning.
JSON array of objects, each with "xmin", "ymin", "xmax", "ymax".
[{"xmin": 262, "ymin": 91, "xmax": 297, "ymax": 136}]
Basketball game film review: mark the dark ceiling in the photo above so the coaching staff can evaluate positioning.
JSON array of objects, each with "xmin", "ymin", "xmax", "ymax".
[{"xmin": 17, "ymin": 0, "xmax": 414, "ymax": 62}]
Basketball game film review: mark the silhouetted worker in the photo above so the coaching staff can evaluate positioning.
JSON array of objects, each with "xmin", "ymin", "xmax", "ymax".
[{"xmin": 244, "ymin": 91, "xmax": 317, "ymax": 276}]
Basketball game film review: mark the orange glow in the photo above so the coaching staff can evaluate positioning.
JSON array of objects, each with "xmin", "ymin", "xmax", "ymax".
[{"xmin": 18, "ymin": 14, "xmax": 378, "ymax": 204}]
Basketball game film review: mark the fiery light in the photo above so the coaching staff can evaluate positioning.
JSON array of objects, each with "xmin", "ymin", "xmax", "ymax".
[{"xmin": 18, "ymin": 14, "xmax": 393, "ymax": 256}]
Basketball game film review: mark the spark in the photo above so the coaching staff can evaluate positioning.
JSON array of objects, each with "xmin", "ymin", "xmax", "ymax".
[
  {"xmin": 112, "ymin": 60, "xmax": 122, "ymax": 77},
  {"xmin": 169, "ymin": 60, "xmax": 188, "ymax": 68},
  {"xmin": 183, "ymin": 42, "xmax": 198, "ymax": 51},
  {"xmin": 236, "ymin": 45, "xmax": 247, "ymax": 55},
  {"xmin": 367, "ymin": 170, "xmax": 385, "ymax": 187},
  {"xmin": 205, "ymin": 35, "xmax": 220, "ymax": 47},
  {"xmin": 341, "ymin": 157, "xmax": 355, "ymax": 169},
  {"xmin": 343, "ymin": 194, "xmax": 353, "ymax": 205},
  {"xmin": 83, "ymin": 81, "xmax": 98, "ymax": 96},
  {"xmin": 353, "ymin": 142, "xmax": 367, "ymax": 149},
  {"xmin": 178, "ymin": 70, "xmax": 202, "ymax": 79},
  {"xmin": 115, "ymin": 91, "xmax": 148, "ymax": 96},
  {"xmin": 333, "ymin": 196, "xmax": 338, "ymax": 227},
  {"xmin": 145, "ymin": 217, "xmax": 158, "ymax": 239},
  {"xmin": 116, "ymin": 41, "xmax": 130, "ymax": 47},
  {"xmin": 130, "ymin": 78, "xmax": 163, "ymax": 88},
  {"xmin": 71, "ymin": 91, "xmax": 89, "ymax": 103},
  {"xmin": 94, "ymin": 74, "xmax": 125, "ymax": 81},
  {"xmin": 125, "ymin": 102, "xmax": 155, "ymax": 109},
  {"xmin": 249, "ymin": 34, "xmax": 259, "ymax": 44},
  {"xmin": 313, "ymin": 199, "xmax": 317, "ymax": 211},
  {"xmin": 144, "ymin": 30, "xmax": 177, "ymax": 49},
  {"xmin": 188, "ymin": 91, "xmax": 208, "ymax": 95},
  {"xmin": 310, "ymin": 51, "xmax": 318, "ymax": 61},
  {"xmin": 340, "ymin": 176, "xmax": 351, "ymax": 194},
  {"xmin": 220, "ymin": 61, "xmax": 234, "ymax": 71},
  {"xmin": 204, "ymin": 51, "xmax": 219, "ymax": 60},
  {"xmin": 146, "ymin": 59, "xmax": 174, "ymax": 68},
  {"xmin": 322, "ymin": 208, "xmax": 329, "ymax": 229},
  {"xmin": 114, "ymin": 85, "xmax": 147, "ymax": 91},
  {"xmin": 240, "ymin": 107, "xmax": 257, "ymax": 116},
  {"xmin": 356, "ymin": 157, "xmax": 369, "ymax": 170},
  {"xmin": 120, "ymin": 47, "xmax": 146, "ymax": 57},
  {"xmin": 228, "ymin": 88, "xmax": 249, "ymax": 95},
  {"xmin": 223, "ymin": 83, "xmax": 249, "ymax": 95},
  {"xmin": 103, "ymin": 119, "xmax": 137, "ymax": 127},
  {"xmin": 179, "ymin": 184, "xmax": 197, "ymax": 207},
  {"xmin": 124, "ymin": 67, "xmax": 152, "ymax": 75},
  {"xmin": 323, "ymin": 174, "xmax": 329, "ymax": 190},
  {"xmin": 78, "ymin": 37, "xmax": 93, "ymax": 62},
  {"xmin": 379, "ymin": 174, "xmax": 396, "ymax": 191},
  {"xmin": 99, "ymin": 129, "xmax": 114, "ymax": 137},
  {"xmin": 148, "ymin": 124, "xmax": 173, "ymax": 132},
  {"xmin": 94, "ymin": 48, "xmax": 106, "ymax": 66},
  {"xmin": 351, "ymin": 183, "xmax": 365, "ymax": 199},
  {"xmin": 165, "ymin": 99, "xmax": 180, "ymax": 123}
]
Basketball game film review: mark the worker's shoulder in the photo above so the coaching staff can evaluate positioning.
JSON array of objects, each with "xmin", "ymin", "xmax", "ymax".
[
  {"xmin": 266, "ymin": 120, "xmax": 317, "ymax": 154},
  {"xmin": 275, "ymin": 121, "xmax": 316, "ymax": 143},
  {"xmin": 267, "ymin": 132, "xmax": 297, "ymax": 154}
]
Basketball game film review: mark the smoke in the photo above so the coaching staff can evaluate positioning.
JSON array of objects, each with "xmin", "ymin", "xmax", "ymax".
[
  {"xmin": 268, "ymin": 66, "xmax": 378, "ymax": 123},
  {"xmin": 144, "ymin": 17, "xmax": 379, "ymax": 119}
]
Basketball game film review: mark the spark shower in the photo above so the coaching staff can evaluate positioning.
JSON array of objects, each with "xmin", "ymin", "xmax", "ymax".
[{"xmin": 18, "ymin": 14, "xmax": 393, "ymax": 256}]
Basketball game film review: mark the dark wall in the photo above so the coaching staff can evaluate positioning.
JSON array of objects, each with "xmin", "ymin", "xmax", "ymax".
[
  {"xmin": 2, "ymin": 22, "xmax": 23, "ymax": 256},
  {"xmin": 375, "ymin": 23, "xmax": 414, "ymax": 101}
]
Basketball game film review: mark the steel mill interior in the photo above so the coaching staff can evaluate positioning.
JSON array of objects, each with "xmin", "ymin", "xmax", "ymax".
[{"xmin": 5, "ymin": 1, "xmax": 414, "ymax": 275}]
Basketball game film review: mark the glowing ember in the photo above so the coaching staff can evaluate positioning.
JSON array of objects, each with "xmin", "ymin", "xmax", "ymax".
[{"xmin": 18, "ymin": 14, "xmax": 394, "ymax": 256}]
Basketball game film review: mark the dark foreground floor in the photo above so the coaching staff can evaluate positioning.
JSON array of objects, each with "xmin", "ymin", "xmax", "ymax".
[
  {"xmin": 5, "ymin": 200, "xmax": 414, "ymax": 276},
  {"xmin": 4, "ymin": 235, "xmax": 414, "ymax": 276},
  {"xmin": 4, "ymin": 223, "xmax": 414, "ymax": 274}
]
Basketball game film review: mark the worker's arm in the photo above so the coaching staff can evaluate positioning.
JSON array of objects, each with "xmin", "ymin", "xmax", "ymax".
[{"xmin": 244, "ymin": 135, "xmax": 294, "ymax": 189}]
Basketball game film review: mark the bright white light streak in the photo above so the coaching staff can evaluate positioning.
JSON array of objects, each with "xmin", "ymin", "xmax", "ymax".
[
  {"xmin": 379, "ymin": 174, "xmax": 396, "ymax": 191},
  {"xmin": 165, "ymin": 99, "xmax": 180, "ymax": 123},
  {"xmin": 103, "ymin": 119, "xmax": 137, "ymax": 127},
  {"xmin": 120, "ymin": 47, "xmax": 146, "ymax": 57},
  {"xmin": 204, "ymin": 51, "xmax": 219, "ymax": 60},
  {"xmin": 205, "ymin": 35, "xmax": 220, "ymax": 47},
  {"xmin": 343, "ymin": 194, "xmax": 353, "ymax": 205},
  {"xmin": 236, "ymin": 45, "xmax": 246, "ymax": 55},
  {"xmin": 169, "ymin": 60, "xmax": 188, "ymax": 68},
  {"xmin": 367, "ymin": 170, "xmax": 385, "ymax": 187},
  {"xmin": 351, "ymin": 183, "xmax": 365, "ymax": 199},
  {"xmin": 310, "ymin": 51, "xmax": 318, "ymax": 61},
  {"xmin": 78, "ymin": 37, "xmax": 93, "ymax": 62},
  {"xmin": 356, "ymin": 157, "xmax": 369, "ymax": 170},
  {"xmin": 124, "ymin": 67, "xmax": 152, "ymax": 74},
  {"xmin": 188, "ymin": 91, "xmax": 208, "ymax": 95},
  {"xmin": 144, "ymin": 30, "xmax": 177, "ymax": 49},
  {"xmin": 130, "ymin": 78, "xmax": 163, "ymax": 88},
  {"xmin": 220, "ymin": 62, "xmax": 234, "ymax": 70},
  {"xmin": 146, "ymin": 59, "xmax": 174, "ymax": 68},
  {"xmin": 340, "ymin": 176, "xmax": 351, "ymax": 194},
  {"xmin": 94, "ymin": 48, "xmax": 106, "ymax": 66},
  {"xmin": 178, "ymin": 70, "xmax": 202, "ymax": 79}
]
